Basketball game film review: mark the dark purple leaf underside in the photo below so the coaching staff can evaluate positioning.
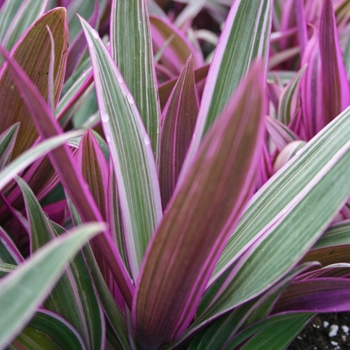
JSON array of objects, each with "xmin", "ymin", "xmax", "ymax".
[
  {"xmin": 273, "ymin": 278, "xmax": 350, "ymax": 313},
  {"xmin": 159, "ymin": 56, "xmax": 199, "ymax": 209},
  {"xmin": 133, "ymin": 60, "xmax": 266, "ymax": 349},
  {"xmin": 0, "ymin": 47, "xmax": 134, "ymax": 308}
]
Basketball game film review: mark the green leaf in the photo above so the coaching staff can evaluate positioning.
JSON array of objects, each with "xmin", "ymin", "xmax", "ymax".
[
  {"xmin": 17, "ymin": 177, "xmax": 104, "ymax": 350},
  {"xmin": 0, "ymin": 0, "xmax": 48, "ymax": 54},
  {"xmin": 0, "ymin": 222, "xmax": 105, "ymax": 350},
  {"xmin": 81, "ymin": 17, "xmax": 163, "ymax": 280},
  {"xmin": 183, "ymin": 0, "xmax": 272, "ymax": 172},
  {"xmin": 0, "ymin": 123, "xmax": 19, "ymax": 169},
  {"xmin": 0, "ymin": 131, "xmax": 84, "ymax": 191},
  {"xmin": 111, "ymin": 0, "xmax": 161, "ymax": 155},
  {"xmin": 233, "ymin": 314, "xmax": 312, "ymax": 350},
  {"xmin": 195, "ymin": 106, "xmax": 350, "ymax": 328},
  {"xmin": 9, "ymin": 310, "xmax": 86, "ymax": 350},
  {"xmin": 0, "ymin": 0, "xmax": 22, "ymax": 43},
  {"xmin": 0, "ymin": 7, "xmax": 68, "ymax": 159}
]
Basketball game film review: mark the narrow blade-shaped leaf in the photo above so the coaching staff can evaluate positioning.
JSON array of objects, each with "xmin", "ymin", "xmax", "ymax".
[
  {"xmin": 111, "ymin": 0, "xmax": 161, "ymax": 155},
  {"xmin": 0, "ymin": 46, "xmax": 134, "ymax": 308},
  {"xmin": 17, "ymin": 177, "xmax": 104, "ymax": 350},
  {"xmin": 133, "ymin": 60, "xmax": 265, "ymax": 348},
  {"xmin": 0, "ymin": 7, "xmax": 68, "ymax": 159},
  {"xmin": 0, "ymin": 123, "xmax": 19, "ymax": 169},
  {"xmin": 159, "ymin": 56, "xmax": 198, "ymax": 209},
  {"xmin": 0, "ymin": 223, "xmax": 105, "ymax": 350},
  {"xmin": 10, "ymin": 309, "xmax": 86, "ymax": 350},
  {"xmin": 273, "ymin": 278, "xmax": 350, "ymax": 313},
  {"xmin": 182, "ymin": 0, "xmax": 272, "ymax": 173},
  {"xmin": 81, "ymin": 18, "xmax": 162, "ymax": 280},
  {"xmin": 0, "ymin": 0, "xmax": 48, "ymax": 54},
  {"xmin": 319, "ymin": 0, "xmax": 350, "ymax": 126},
  {"xmin": 0, "ymin": 131, "xmax": 83, "ymax": 191}
]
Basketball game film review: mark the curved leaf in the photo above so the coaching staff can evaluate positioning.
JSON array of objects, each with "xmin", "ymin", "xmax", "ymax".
[
  {"xmin": 81, "ymin": 17, "xmax": 162, "ymax": 281},
  {"xmin": 0, "ymin": 223, "xmax": 105, "ymax": 350}
]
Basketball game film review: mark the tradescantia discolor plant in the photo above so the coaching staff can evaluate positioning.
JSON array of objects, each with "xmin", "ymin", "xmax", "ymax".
[{"xmin": 2, "ymin": 0, "xmax": 350, "ymax": 348}]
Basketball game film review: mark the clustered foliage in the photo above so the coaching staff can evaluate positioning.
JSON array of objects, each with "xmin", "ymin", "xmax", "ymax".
[{"xmin": 1, "ymin": 0, "xmax": 350, "ymax": 349}]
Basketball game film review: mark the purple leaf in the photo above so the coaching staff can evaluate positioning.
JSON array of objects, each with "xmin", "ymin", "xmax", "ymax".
[
  {"xmin": 133, "ymin": 60, "xmax": 266, "ymax": 348},
  {"xmin": 159, "ymin": 56, "xmax": 199, "ymax": 209},
  {"xmin": 273, "ymin": 278, "xmax": 350, "ymax": 313},
  {"xmin": 0, "ymin": 47, "xmax": 134, "ymax": 308}
]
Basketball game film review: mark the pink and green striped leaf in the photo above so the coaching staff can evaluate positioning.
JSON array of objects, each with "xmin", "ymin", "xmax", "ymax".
[
  {"xmin": 0, "ymin": 0, "xmax": 48, "ymax": 54},
  {"xmin": 159, "ymin": 55, "xmax": 198, "ymax": 209},
  {"xmin": 10, "ymin": 309, "xmax": 86, "ymax": 350},
  {"xmin": 133, "ymin": 60, "xmax": 266, "ymax": 349},
  {"xmin": 110, "ymin": 0, "xmax": 161, "ymax": 156},
  {"xmin": 150, "ymin": 15, "xmax": 203, "ymax": 76},
  {"xmin": 0, "ymin": 45, "xmax": 134, "ymax": 308},
  {"xmin": 182, "ymin": 0, "xmax": 272, "ymax": 173},
  {"xmin": 0, "ymin": 222, "xmax": 105, "ymax": 350},
  {"xmin": 81, "ymin": 18, "xmax": 162, "ymax": 281},
  {"xmin": 0, "ymin": 123, "xmax": 19, "ymax": 169},
  {"xmin": 17, "ymin": 177, "xmax": 105, "ymax": 350},
  {"xmin": 186, "ymin": 106, "xmax": 350, "ymax": 336}
]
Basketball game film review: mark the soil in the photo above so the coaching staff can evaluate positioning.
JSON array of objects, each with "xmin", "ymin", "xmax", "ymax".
[{"xmin": 288, "ymin": 313, "xmax": 350, "ymax": 349}]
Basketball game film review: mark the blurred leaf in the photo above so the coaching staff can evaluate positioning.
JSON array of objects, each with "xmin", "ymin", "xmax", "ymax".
[
  {"xmin": 0, "ymin": 7, "xmax": 68, "ymax": 159},
  {"xmin": 278, "ymin": 65, "xmax": 306, "ymax": 126},
  {"xmin": 183, "ymin": 0, "xmax": 272, "ymax": 171},
  {"xmin": 9, "ymin": 309, "xmax": 86, "ymax": 350},
  {"xmin": 133, "ymin": 61, "xmax": 265, "ymax": 349},
  {"xmin": 0, "ymin": 123, "xmax": 19, "ymax": 169},
  {"xmin": 265, "ymin": 116, "xmax": 299, "ymax": 152},
  {"xmin": 0, "ymin": 227, "xmax": 23, "ymax": 266},
  {"xmin": 111, "ymin": 0, "xmax": 161, "ymax": 155},
  {"xmin": 0, "ymin": 0, "xmax": 22, "ymax": 43},
  {"xmin": 150, "ymin": 15, "xmax": 203, "ymax": 75},
  {"xmin": 0, "ymin": 222, "xmax": 105, "ymax": 350},
  {"xmin": 159, "ymin": 56, "xmax": 198, "ymax": 209},
  {"xmin": 81, "ymin": 18, "xmax": 162, "ymax": 281},
  {"xmin": 0, "ymin": 45, "xmax": 134, "ymax": 308},
  {"xmin": 0, "ymin": 0, "xmax": 48, "ymax": 54}
]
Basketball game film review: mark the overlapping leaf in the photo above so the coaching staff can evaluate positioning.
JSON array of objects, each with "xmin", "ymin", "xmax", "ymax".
[
  {"xmin": 182, "ymin": 0, "xmax": 272, "ymax": 173},
  {"xmin": 81, "ymin": 17, "xmax": 162, "ymax": 281},
  {"xmin": 17, "ymin": 177, "xmax": 104, "ymax": 350},
  {"xmin": 133, "ymin": 60, "xmax": 265, "ymax": 349},
  {"xmin": 0, "ymin": 223, "xmax": 105, "ymax": 350},
  {"xmin": 159, "ymin": 56, "xmax": 198, "ymax": 209},
  {"xmin": 0, "ymin": 44, "xmax": 134, "ymax": 308},
  {"xmin": 111, "ymin": 0, "xmax": 161, "ymax": 155}
]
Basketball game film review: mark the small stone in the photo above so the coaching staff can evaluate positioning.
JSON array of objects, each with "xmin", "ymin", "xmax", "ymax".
[
  {"xmin": 323, "ymin": 321, "xmax": 330, "ymax": 328},
  {"xmin": 341, "ymin": 325, "xmax": 349, "ymax": 335},
  {"xmin": 329, "ymin": 324, "xmax": 339, "ymax": 337}
]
